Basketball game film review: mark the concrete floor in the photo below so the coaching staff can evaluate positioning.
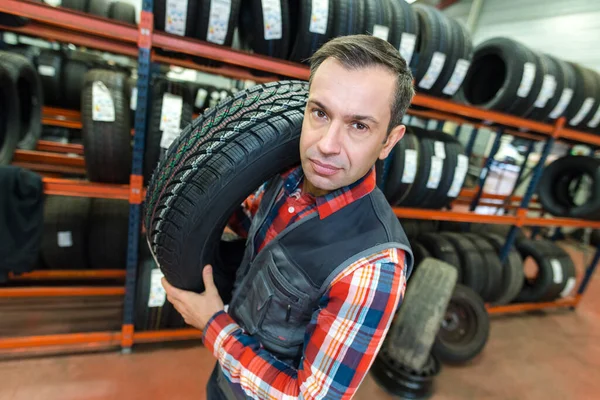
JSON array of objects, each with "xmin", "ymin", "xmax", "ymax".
[{"xmin": 1, "ymin": 241, "xmax": 599, "ymax": 400}]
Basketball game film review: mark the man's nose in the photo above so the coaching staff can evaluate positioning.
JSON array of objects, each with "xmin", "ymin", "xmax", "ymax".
[{"xmin": 317, "ymin": 121, "xmax": 342, "ymax": 155}]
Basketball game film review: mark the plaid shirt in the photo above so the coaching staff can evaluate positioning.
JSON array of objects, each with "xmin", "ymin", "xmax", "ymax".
[{"xmin": 205, "ymin": 167, "xmax": 407, "ymax": 399}]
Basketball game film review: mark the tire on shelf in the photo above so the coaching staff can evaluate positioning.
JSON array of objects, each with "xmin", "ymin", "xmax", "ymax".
[
  {"xmin": 108, "ymin": 1, "xmax": 137, "ymax": 24},
  {"xmin": 388, "ymin": 0, "xmax": 419, "ymax": 66},
  {"xmin": 144, "ymin": 77, "xmax": 194, "ymax": 182},
  {"xmin": 41, "ymin": 196, "xmax": 91, "ymax": 270},
  {"xmin": 61, "ymin": 0, "xmax": 89, "ymax": 12},
  {"xmin": 459, "ymin": 37, "xmax": 545, "ymax": 117},
  {"xmin": 417, "ymin": 233, "xmax": 462, "ymax": 282},
  {"xmin": 440, "ymin": 232, "xmax": 487, "ymax": 297},
  {"xmin": 565, "ymin": 64, "xmax": 600, "ymax": 131},
  {"xmin": 36, "ymin": 50, "xmax": 63, "ymax": 107},
  {"xmin": 154, "ymin": 0, "xmax": 198, "ymax": 36},
  {"xmin": 144, "ymin": 81, "xmax": 308, "ymax": 297},
  {"xmin": 363, "ymin": 0, "xmax": 392, "ymax": 41},
  {"xmin": 384, "ymin": 257, "xmax": 458, "ymax": 371},
  {"xmin": 409, "ymin": 240, "xmax": 431, "ymax": 272},
  {"xmin": 333, "ymin": 0, "xmax": 365, "ymax": 37},
  {"xmin": 398, "ymin": 127, "xmax": 434, "ymax": 207},
  {"xmin": 88, "ymin": 0, "xmax": 111, "ymax": 17},
  {"xmin": 81, "ymin": 69, "xmax": 132, "ymax": 183},
  {"xmin": 87, "ymin": 199, "xmax": 129, "ymax": 270},
  {"xmin": 0, "ymin": 52, "xmax": 42, "ymax": 151},
  {"xmin": 526, "ymin": 54, "xmax": 564, "ymax": 122},
  {"xmin": 238, "ymin": 0, "xmax": 291, "ymax": 60},
  {"xmin": 481, "ymin": 232, "xmax": 525, "ymax": 305},
  {"xmin": 289, "ymin": 0, "xmax": 334, "ymax": 63},
  {"xmin": 545, "ymin": 58, "xmax": 578, "ymax": 122},
  {"xmin": 63, "ymin": 58, "xmax": 89, "ymax": 110},
  {"xmin": 463, "ymin": 233, "xmax": 503, "ymax": 303},
  {"xmin": 385, "ymin": 131, "xmax": 419, "ymax": 206},
  {"xmin": 194, "ymin": 0, "xmax": 241, "ymax": 45},
  {"xmin": 424, "ymin": 134, "xmax": 467, "ymax": 209},
  {"xmin": 432, "ymin": 284, "xmax": 490, "ymax": 364},
  {"xmin": 0, "ymin": 63, "xmax": 20, "ymax": 164},
  {"xmin": 515, "ymin": 239, "xmax": 566, "ymax": 302}
]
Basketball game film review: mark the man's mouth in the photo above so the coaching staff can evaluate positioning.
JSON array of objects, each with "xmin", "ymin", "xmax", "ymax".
[{"xmin": 310, "ymin": 159, "xmax": 340, "ymax": 176}]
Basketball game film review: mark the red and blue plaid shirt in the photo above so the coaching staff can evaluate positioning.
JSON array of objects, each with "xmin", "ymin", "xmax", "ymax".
[{"xmin": 205, "ymin": 167, "xmax": 407, "ymax": 399}]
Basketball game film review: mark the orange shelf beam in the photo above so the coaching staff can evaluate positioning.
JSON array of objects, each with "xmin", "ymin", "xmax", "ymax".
[
  {"xmin": 43, "ymin": 177, "xmax": 130, "ymax": 200},
  {"xmin": 487, "ymin": 298, "xmax": 577, "ymax": 315},
  {"xmin": 13, "ymin": 149, "xmax": 84, "ymax": 167},
  {"xmin": 12, "ymin": 161, "xmax": 85, "ymax": 175},
  {"xmin": 523, "ymin": 215, "xmax": 600, "ymax": 229},
  {"xmin": 133, "ymin": 328, "xmax": 203, "ymax": 343},
  {"xmin": 0, "ymin": 287, "xmax": 125, "ymax": 298},
  {"xmin": 8, "ymin": 270, "xmax": 126, "ymax": 281},
  {"xmin": 43, "ymin": 107, "xmax": 82, "ymax": 120},
  {"xmin": 0, "ymin": 332, "xmax": 121, "ymax": 350},
  {"xmin": 42, "ymin": 116, "xmax": 82, "ymax": 129},
  {"xmin": 393, "ymin": 207, "xmax": 519, "ymax": 225},
  {"xmin": 36, "ymin": 140, "xmax": 84, "ymax": 155}
]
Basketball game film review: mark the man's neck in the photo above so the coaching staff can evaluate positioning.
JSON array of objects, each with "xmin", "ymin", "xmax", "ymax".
[{"xmin": 302, "ymin": 179, "xmax": 331, "ymax": 198}]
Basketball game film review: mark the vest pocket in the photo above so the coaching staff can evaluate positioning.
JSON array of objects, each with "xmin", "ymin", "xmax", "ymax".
[{"xmin": 239, "ymin": 269, "xmax": 273, "ymax": 335}]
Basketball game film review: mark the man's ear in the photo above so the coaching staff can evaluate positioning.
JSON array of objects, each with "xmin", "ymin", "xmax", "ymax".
[{"xmin": 379, "ymin": 125, "xmax": 406, "ymax": 160}]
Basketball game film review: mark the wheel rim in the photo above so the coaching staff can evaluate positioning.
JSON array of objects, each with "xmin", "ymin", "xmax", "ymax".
[{"xmin": 439, "ymin": 299, "xmax": 478, "ymax": 345}]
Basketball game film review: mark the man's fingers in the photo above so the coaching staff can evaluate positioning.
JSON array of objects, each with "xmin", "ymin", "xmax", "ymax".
[
  {"xmin": 162, "ymin": 277, "xmax": 183, "ymax": 300},
  {"xmin": 202, "ymin": 264, "xmax": 218, "ymax": 295}
]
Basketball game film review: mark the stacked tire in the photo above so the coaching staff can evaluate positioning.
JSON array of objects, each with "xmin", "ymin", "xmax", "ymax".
[{"xmin": 62, "ymin": 0, "xmax": 137, "ymax": 24}]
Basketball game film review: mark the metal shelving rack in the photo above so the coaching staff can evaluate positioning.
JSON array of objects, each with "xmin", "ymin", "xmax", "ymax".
[{"xmin": 1, "ymin": 0, "xmax": 599, "ymax": 354}]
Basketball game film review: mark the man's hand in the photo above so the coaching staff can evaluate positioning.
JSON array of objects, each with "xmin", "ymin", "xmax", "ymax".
[{"xmin": 161, "ymin": 265, "xmax": 224, "ymax": 331}]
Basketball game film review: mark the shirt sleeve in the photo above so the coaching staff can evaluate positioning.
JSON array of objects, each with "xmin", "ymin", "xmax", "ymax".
[
  {"xmin": 202, "ymin": 248, "xmax": 407, "ymax": 399},
  {"xmin": 227, "ymin": 184, "xmax": 266, "ymax": 238}
]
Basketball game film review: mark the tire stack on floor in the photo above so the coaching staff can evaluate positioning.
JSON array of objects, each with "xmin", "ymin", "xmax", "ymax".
[{"xmin": 459, "ymin": 37, "xmax": 600, "ymax": 133}]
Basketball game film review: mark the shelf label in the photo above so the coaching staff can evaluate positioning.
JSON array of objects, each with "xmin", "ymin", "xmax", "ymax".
[
  {"xmin": 92, "ymin": 81, "xmax": 115, "ymax": 122},
  {"xmin": 587, "ymin": 105, "xmax": 600, "ymax": 128},
  {"xmin": 569, "ymin": 97, "xmax": 595, "ymax": 126},
  {"xmin": 533, "ymin": 74, "xmax": 557, "ymax": 108},
  {"xmin": 148, "ymin": 269, "xmax": 167, "ymax": 307},
  {"xmin": 399, "ymin": 32, "xmax": 416, "ymax": 66},
  {"xmin": 401, "ymin": 149, "xmax": 418, "ymax": 184},
  {"xmin": 195, "ymin": 87, "xmax": 208, "ymax": 109},
  {"xmin": 434, "ymin": 141, "xmax": 446, "ymax": 159},
  {"xmin": 442, "ymin": 59, "xmax": 471, "ymax": 96},
  {"xmin": 130, "ymin": 87, "xmax": 137, "ymax": 111},
  {"xmin": 38, "ymin": 65, "xmax": 56, "ymax": 77},
  {"xmin": 57, "ymin": 231, "xmax": 73, "ymax": 248},
  {"xmin": 372, "ymin": 24, "xmax": 390, "ymax": 41},
  {"xmin": 426, "ymin": 156, "xmax": 444, "ymax": 189},
  {"xmin": 207, "ymin": 0, "xmax": 232, "ymax": 45},
  {"xmin": 165, "ymin": 0, "xmax": 189, "ymax": 36},
  {"xmin": 418, "ymin": 52, "xmax": 446, "ymax": 90},
  {"xmin": 548, "ymin": 88, "xmax": 574, "ymax": 119},
  {"xmin": 447, "ymin": 154, "xmax": 469, "ymax": 197},
  {"xmin": 262, "ymin": 0, "xmax": 283, "ymax": 40},
  {"xmin": 550, "ymin": 259, "xmax": 563, "ymax": 284},
  {"xmin": 309, "ymin": 0, "xmax": 329, "ymax": 35},
  {"xmin": 560, "ymin": 277, "xmax": 576, "ymax": 298},
  {"xmin": 516, "ymin": 62, "xmax": 536, "ymax": 98}
]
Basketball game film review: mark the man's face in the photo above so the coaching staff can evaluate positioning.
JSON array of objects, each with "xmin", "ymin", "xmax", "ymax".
[{"xmin": 300, "ymin": 58, "xmax": 405, "ymax": 195}]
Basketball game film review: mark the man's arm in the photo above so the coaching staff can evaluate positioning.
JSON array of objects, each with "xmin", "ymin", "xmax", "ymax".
[
  {"xmin": 203, "ymin": 248, "xmax": 407, "ymax": 399},
  {"xmin": 227, "ymin": 185, "xmax": 265, "ymax": 238}
]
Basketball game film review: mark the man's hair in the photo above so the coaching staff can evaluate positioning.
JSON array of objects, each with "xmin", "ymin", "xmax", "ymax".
[{"xmin": 308, "ymin": 35, "xmax": 415, "ymax": 134}]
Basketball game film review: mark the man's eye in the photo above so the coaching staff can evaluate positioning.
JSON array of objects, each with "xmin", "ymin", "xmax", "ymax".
[
  {"xmin": 313, "ymin": 109, "xmax": 326, "ymax": 119},
  {"xmin": 352, "ymin": 122, "xmax": 368, "ymax": 131}
]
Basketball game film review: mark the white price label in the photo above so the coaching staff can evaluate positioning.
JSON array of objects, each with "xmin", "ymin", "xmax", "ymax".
[
  {"xmin": 262, "ymin": 0, "xmax": 282, "ymax": 40},
  {"xmin": 130, "ymin": 87, "xmax": 138, "ymax": 111},
  {"xmin": 550, "ymin": 259, "xmax": 563, "ymax": 284},
  {"xmin": 418, "ymin": 52, "xmax": 446, "ymax": 90},
  {"xmin": 165, "ymin": 0, "xmax": 189, "ymax": 36},
  {"xmin": 372, "ymin": 24, "xmax": 390, "ymax": 41},
  {"xmin": 38, "ymin": 65, "xmax": 56, "ymax": 77},
  {"xmin": 587, "ymin": 106, "xmax": 600, "ymax": 128},
  {"xmin": 309, "ymin": 0, "xmax": 329, "ymax": 35},
  {"xmin": 548, "ymin": 88, "xmax": 574, "ymax": 119},
  {"xmin": 442, "ymin": 59, "xmax": 471, "ymax": 96},
  {"xmin": 426, "ymin": 156, "xmax": 444, "ymax": 189},
  {"xmin": 447, "ymin": 154, "xmax": 469, "ymax": 197},
  {"xmin": 401, "ymin": 149, "xmax": 418, "ymax": 184},
  {"xmin": 92, "ymin": 81, "xmax": 115, "ymax": 122},
  {"xmin": 560, "ymin": 277, "xmax": 576, "ymax": 298},
  {"xmin": 160, "ymin": 127, "xmax": 180, "ymax": 150},
  {"xmin": 399, "ymin": 33, "xmax": 416, "ymax": 66},
  {"xmin": 516, "ymin": 62, "xmax": 537, "ymax": 98},
  {"xmin": 207, "ymin": 0, "xmax": 232, "ymax": 45},
  {"xmin": 159, "ymin": 93, "xmax": 183, "ymax": 132},
  {"xmin": 533, "ymin": 74, "xmax": 557, "ymax": 108},
  {"xmin": 569, "ymin": 97, "xmax": 595, "ymax": 126},
  {"xmin": 434, "ymin": 141, "xmax": 446, "ymax": 159},
  {"xmin": 148, "ymin": 269, "xmax": 167, "ymax": 307},
  {"xmin": 57, "ymin": 231, "xmax": 73, "ymax": 248},
  {"xmin": 195, "ymin": 88, "xmax": 208, "ymax": 109}
]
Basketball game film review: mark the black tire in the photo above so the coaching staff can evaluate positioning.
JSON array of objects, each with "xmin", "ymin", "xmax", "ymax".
[
  {"xmin": 88, "ymin": 0, "xmax": 110, "ymax": 17},
  {"xmin": 363, "ymin": 0, "xmax": 392, "ymax": 41},
  {"xmin": 153, "ymin": 0, "xmax": 198, "ymax": 36},
  {"xmin": 398, "ymin": 127, "xmax": 433, "ymax": 207},
  {"xmin": 566, "ymin": 64, "xmax": 600, "ymax": 130},
  {"xmin": 134, "ymin": 247, "xmax": 173, "ymax": 330},
  {"xmin": 463, "ymin": 233, "xmax": 503, "ymax": 303},
  {"xmin": 108, "ymin": 1, "xmax": 137, "ymax": 24},
  {"xmin": 87, "ymin": 199, "xmax": 129, "ymax": 270},
  {"xmin": 36, "ymin": 50, "xmax": 63, "ymax": 107},
  {"xmin": 333, "ymin": 0, "xmax": 365, "ymax": 37},
  {"xmin": 481, "ymin": 233, "xmax": 524, "ymax": 305},
  {"xmin": 239, "ymin": 0, "xmax": 291, "ymax": 59},
  {"xmin": 0, "ymin": 64, "xmax": 20, "ymax": 164},
  {"xmin": 144, "ymin": 78, "xmax": 194, "ymax": 182},
  {"xmin": 538, "ymin": 155, "xmax": 600, "ymax": 220},
  {"xmin": 144, "ymin": 81, "xmax": 308, "ymax": 295},
  {"xmin": 81, "ymin": 69, "xmax": 131, "ymax": 183},
  {"xmin": 440, "ymin": 232, "xmax": 487, "ymax": 296},
  {"xmin": 432, "ymin": 284, "xmax": 490, "ymax": 364},
  {"xmin": 432, "ymin": 18, "xmax": 473, "ymax": 98},
  {"xmin": 417, "ymin": 233, "xmax": 462, "ymax": 282},
  {"xmin": 384, "ymin": 132, "xmax": 419, "ymax": 206},
  {"xmin": 515, "ymin": 239, "xmax": 565, "ymax": 302},
  {"xmin": 546, "ymin": 58, "xmax": 578, "ymax": 121},
  {"xmin": 385, "ymin": 258, "xmax": 458, "ymax": 371},
  {"xmin": 424, "ymin": 135, "xmax": 467, "ymax": 209},
  {"xmin": 289, "ymin": 0, "xmax": 335, "ymax": 63},
  {"xmin": 41, "ymin": 196, "xmax": 91, "ymax": 270},
  {"xmin": 460, "ymin": 37, "xmax": 545, "ymax": 117},
  {"xmin": 0, "ymin": 52, "xmax": 42, "ymax": 151},
  {"xmin": 195, "ymin": 0, "xmax": 241, "ymax": 46},
  {"xmin": 62, "ymin": 59, "xmax": 89, "ymax": 110},
  {"xmin": 61, "ymin": 0, "xmax": 89, "ymax": 12},
  {"xmin": 526, "ymin": 54, "xmax": 563, "ymax": 122},
  {"xmin": 410, "ymin": 240, "xmax": 431, "ymax": 270}
]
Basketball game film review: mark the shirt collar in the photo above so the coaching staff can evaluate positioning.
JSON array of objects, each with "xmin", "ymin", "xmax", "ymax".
[{"xmin": 281, "ymin": 166, "xmax": 376, "ymax": 220}]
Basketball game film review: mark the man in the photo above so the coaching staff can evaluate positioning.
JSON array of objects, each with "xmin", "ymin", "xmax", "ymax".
[{"xmin": 162, "ymin": 34, "xmax": 415, "ymax": 399}]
